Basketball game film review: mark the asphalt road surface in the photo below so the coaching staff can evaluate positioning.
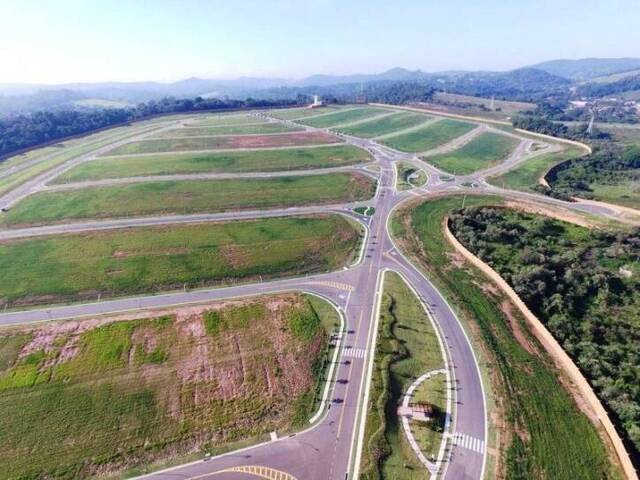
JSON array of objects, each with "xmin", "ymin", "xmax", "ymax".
[{"xmin": 0, "ymin": 106, "xmax": 637, "ymax": 480}]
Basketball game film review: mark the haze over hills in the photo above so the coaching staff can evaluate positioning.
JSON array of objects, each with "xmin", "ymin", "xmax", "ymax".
[
  {"xmin": 0, "ymin": 57, "xmax": 639, "ymax": 116},
  {"xmin": 530, "ymin": 57, "xmax": 640, "ymax": 81}
]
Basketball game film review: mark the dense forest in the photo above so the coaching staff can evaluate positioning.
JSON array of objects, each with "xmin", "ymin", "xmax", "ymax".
[
  {"xmin": 511, "ymin": 113, "xmax": 609, "ymax": 141},
  {"xmin": 577, "ymin": 74, "xmax": 640, "ymax": 98},
  {"xmin": 0, "ymin": 96, "xmax": 296, "ymax": 159},
  {"xmin": 449, "ymin": 207, "xmax": 640, "ymax": 459}
]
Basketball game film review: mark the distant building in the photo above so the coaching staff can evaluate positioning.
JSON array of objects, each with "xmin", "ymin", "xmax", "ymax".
[
  {"xmin": 569, "ymin": 100, "xmax": 588, "ymax": 109},
  {"xmin": 310, "ymin": 95, "xmax": 324, "ymax": 108}
]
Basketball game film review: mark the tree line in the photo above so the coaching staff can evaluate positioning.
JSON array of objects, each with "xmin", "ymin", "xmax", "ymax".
[
  {"xmin": 0, "ymin": 96, "xmax": 296, "ymax": 159},
  {"xmin": 449, "ymin": 206, "xmax": 640, "ymax": 458},
  {"xmin": 538, "ymin": 144, "xmax": 640, "ymax": 200}
]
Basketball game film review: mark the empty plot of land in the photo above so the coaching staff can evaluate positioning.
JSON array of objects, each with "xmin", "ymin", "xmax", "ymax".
[
  {"xmin": 338, "ymin": 112, "xmax": 431, "ymax": 138},
  {"xmin": 185, "ymin": 113, "xmax": 269, "ymax": 126},
  {"xmin": 0, "ymin": 215, "xmax": 359, "ymax": 308},
  {"xmin": 151, "ymin": 123, "xmax": 302, "ymax": 138},
  {"xmin": 0, "ymin": 293, "xmax": 334, "ymax": 477},
  {"xmin": 433, "ymin": 92, "xmax": 535, "ymax": 115},
  {"xmin": 53, "ymin": 145, "xmax": 372, "ymax": 183},
  {"xmin": 424, "ymin": 132, "xmax": 520, "ymax": 175},
  {"xmin": 104, "ymin": 132, "xmax": 340, "ymax": 155},
  {"xmin": 299, "ymin": 107, "xmax": 390, "ymax": 128},
  {"xmin": 488, "ymin": 147, "xmax": 581, "ymax": 191},
  {"xmin": 381, "ymin": 119, "xmax": 476, "ymax": 153},
  {"xmin": 269, "ymin": 106, "xmax": 343, "ymax": 120},
  {"xmin": 2, "ymin": 173, "xmax": 376, "ymax": 226},
  {"xmin": 584, "ymin": 174, "xmax": 640, "ymax": 210}
]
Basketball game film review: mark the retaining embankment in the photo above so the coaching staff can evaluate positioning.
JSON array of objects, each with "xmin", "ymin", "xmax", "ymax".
[{"xmin": 443, "ymin": 219, "xmax": 637, "ymax": 480}]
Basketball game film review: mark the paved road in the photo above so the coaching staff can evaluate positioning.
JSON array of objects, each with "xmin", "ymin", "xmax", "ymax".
[
  {"xmin": 0, "ymin": 122, "xmax": 488, "ymax": 480},
  {"xmin": 1, "ymin": 106, "xmax": 635, "ymax": 480}
]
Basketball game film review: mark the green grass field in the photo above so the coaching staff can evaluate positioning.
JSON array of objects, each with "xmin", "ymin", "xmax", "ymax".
[
  {"xmin": 268, "ymin": 105, "xmax": 343, "ymax": 120},
  {"xmin": 433, "ymin": 92, "xmax": 535, "ymax": 116},
  {"xmin": 151, "ymin": 123, "xmax": 302, "ymax": 137},
  {"xmin": 53, "ymin": 145, "xmax": 372, "ymax": 183},
  {"xmin": 338, "ymin": 112, "xmax": 431, "ymax": 138},
  {"xmin": 381, "ymin": 119, "xmax": 476, "ymax": 153},
  {"xmin": 2, "ymin": 173, "xmax": 376, "ymax": 226},
  {"xmin": 424, "ymin": 132, "xmax": 519, "ymax": 175},
  {"xmin": 410, "ymin": 374, "xmax": 447, "ymax": 460},
  {"xmin": 0, "ymin": 215, "xmax": 360, "ymax": 308},
  {"xmin": 103, "ymin": 132, "xmax": 339, "ymax": 155},
  {"xmin": 299, "ymin": 107, "xmax": 389, "ymax": 128},
  {"xmin": 185, "ymin": 113, "xmax": 269, "ymax": 126},
  {"xmin": 0, "ymin": 293, "xmax": 332, "ymax": 478},
  {"xmin": 585, "ymin": 174, "xmax": 640, "ymax": 209},
  {"xmin": 450, "ymin": 206, "xmax": 640, "ymax": 456},
  {"xmin": 396, "ymin": 163, "xmax": 427, "ymax": 190},
  {"xmin": 0, "ymin": 123, "xmax": 165, "ymax": 197},
  {"xmin": 488, "ymin": 147, "xmax": 582, "ymax": 191},
  {"xmin": 360, "ymin": 271, "xmax": 444, "ymax": 479},
  {"xmin": 391, "ymin": 196, "xmax": 622, "ymax": 479}
]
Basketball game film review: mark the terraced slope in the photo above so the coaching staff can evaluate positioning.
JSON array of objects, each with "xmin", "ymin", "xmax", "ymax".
[
  {"xmin": 53, "ymin": 145, "xmax": 372, "ymax": 183},
  {"xmin": 1, "ymin": 173, "xmax": 376, "ymax": 226},
  {"xmin": 0, "ymin": 215, "xmax": 360, "ymax": 308},
  {"xmin": 381, "ymin": 119, "xmax": 476, "ymax": 153},
  {"xmin": 104, "ymin": 132, "xmax": 339, "ymax": 155},
  {"xmin": 425, "ymin": 132, "xmax": 519, "ymax": 175},
  {"xmin": 338, "ymin": 112, "xmax": 431, "ymax": 138},
  {"xmin": 0, "ymin": 294, "xmax": 334, "ymax": 478},
  {"xmin": 299, "ymin": 107, "xmax": 389, "ymax": 128}
]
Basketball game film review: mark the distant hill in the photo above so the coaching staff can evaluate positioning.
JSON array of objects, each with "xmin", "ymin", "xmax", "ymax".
[
  {"xmin": 1, "ymin": 58, "xmax": 637, "ymax": 115},
  {"xmin": 296, "ymin": 67, "xmax": 431, "ymax": 87},
  {"xmin": 530, "ymin": 58, "xmax": 640, "ymax": 81}
]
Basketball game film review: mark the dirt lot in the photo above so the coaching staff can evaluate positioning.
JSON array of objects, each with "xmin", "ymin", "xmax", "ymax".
[
  {"xmin": 0, "ymin": 293, "xmax": 331, "ymax": 478},
  {"xmin": 220, "ymin": 131, "xmax": 340, "ymax": 148}
]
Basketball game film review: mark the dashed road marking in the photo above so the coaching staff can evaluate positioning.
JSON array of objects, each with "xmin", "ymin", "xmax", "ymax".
[
  {"xmin": 343, "ymin": 346, "xmax": 367, "ymax": 359},
  {"xmin": 452, "ymin": 432, "xmax": 485, "ymax": 453},
  {"xmin": 204, "ymin": 465, "xmax": 298, "ymax": 480},
  {"xmin": 312, "ymin": 281, "xmax": 354, "ymax": 292}
]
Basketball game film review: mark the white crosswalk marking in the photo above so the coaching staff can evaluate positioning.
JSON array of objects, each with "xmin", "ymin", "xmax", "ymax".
[
  {"xmin": 452, "ymin": 432, "xmax": 485, "ymax": 453},
  {"xmin": 343, "ymin": 346, "xmax": 367, "ymax": 359}
]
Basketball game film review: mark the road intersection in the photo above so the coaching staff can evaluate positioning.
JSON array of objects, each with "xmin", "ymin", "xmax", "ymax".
[{"xmin": 0, "ymin": 106, "xmax": 636, "ymax": 479}]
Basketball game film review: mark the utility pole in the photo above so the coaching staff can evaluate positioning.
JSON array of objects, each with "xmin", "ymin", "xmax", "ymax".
[{"xmin": 587, "ymin": 109, "xmax": 595, "ymax": 135}]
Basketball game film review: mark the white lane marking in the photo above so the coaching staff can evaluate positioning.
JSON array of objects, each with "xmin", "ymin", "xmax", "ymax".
[
  {"xmin": 452, "ymin": 432, "xmax": 485, "ymax": 453},
  {"xmin": 343, "ymin": 346, "xmax": 367, "ymax": 359}
]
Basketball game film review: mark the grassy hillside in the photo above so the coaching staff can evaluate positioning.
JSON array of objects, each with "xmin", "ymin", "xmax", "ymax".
[
  {"xmin": 450, "ymin": 206, "xmax": 640, "ymax": 459},
  {"xmin": 381, "ymin": 119, "xmax": 475, "ymax": 153},
  {"xmin": 104, "ymin": 131, "xmax": 339, "ymax": 155},
  {"xmin": 0, "ymin": 293, "xmax": 333, "ymax": 478},
  {"xmin": 300, "ymin": 107, "xmax": 389, "ymax": 128},
  {"xmin": 488, "ymin": 147, "xmax": 581, "ymax": 192},
  {"xmin": 53, "ymin": 145, "xmax": 372, "ymax": 182},
  {"xmin": 0, "ymin": 215, "xmax": 360, "ymax": 308},
  {"xmin": 424, "ymin": 132, "xmax": 518, "ymax": 175},
  {"xmin": 151, "ymin": 123, "xmax": 302, "ymax": 137},
  {"xmin": 360, "ymin": 272, "xmax": 444, "ymax": 479},
  {"xmin": 2, "ymin": 173, "xmax": 375, "ymax": 226},
  {"xmin": 392, "ymin": 196, "xmax": 622, "ymax": 479},
  {"xmin": 338, "ymin": 112, "xmax": 430, "ymax": 138}
]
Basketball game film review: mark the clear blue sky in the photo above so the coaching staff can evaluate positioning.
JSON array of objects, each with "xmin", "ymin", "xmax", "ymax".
[{"xmin": 1, "ymin": 0, "xmax": 639, "ymax": 84}]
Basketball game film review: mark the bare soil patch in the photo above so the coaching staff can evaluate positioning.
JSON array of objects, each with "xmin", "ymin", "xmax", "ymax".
[{"xmin": 222, "ymin": 131, "xmax": 338, "ymax": 149}]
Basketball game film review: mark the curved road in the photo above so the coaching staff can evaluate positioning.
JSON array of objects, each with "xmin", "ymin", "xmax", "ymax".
[{"xmin": 1, "ymin": 106, "xmax": 636, "ymax": 480}]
